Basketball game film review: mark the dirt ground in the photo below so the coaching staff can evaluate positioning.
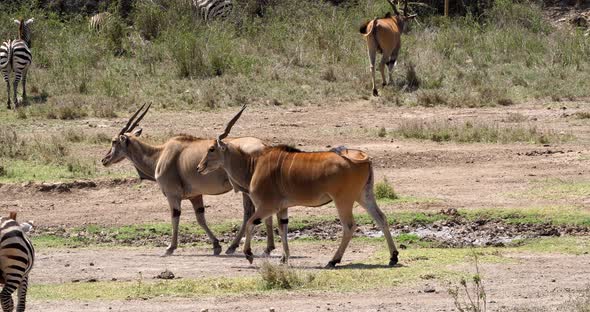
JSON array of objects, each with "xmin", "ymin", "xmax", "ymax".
[
  {"xmin": 29, "ymin": 247, "xmax": 590, "ymax": 312},
  {"xmin": 1, "ymin": 99, "xmax": 590, "ymax": 311}
]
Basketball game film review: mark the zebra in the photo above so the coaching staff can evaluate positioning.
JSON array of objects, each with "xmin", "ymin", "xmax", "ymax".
[
  {"xmin": 193, "ymin": 0, "xmax": 233, "ymax": 21},
  {"xmin": 0, "ymin": 18, "xmax": 34, "ymax": 110},
  {"xmin": 0, "ymin": 212, "xmax": 35, "ymax": 312},
  {"xmin": 89, "ymin": 12, "xmax": 112, "ymax": 32}
]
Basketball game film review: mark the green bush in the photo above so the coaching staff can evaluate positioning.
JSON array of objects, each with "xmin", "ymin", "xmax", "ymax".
[{"xmin": 375, "ymin": 177, "xmax": 399, "ymax": 201}]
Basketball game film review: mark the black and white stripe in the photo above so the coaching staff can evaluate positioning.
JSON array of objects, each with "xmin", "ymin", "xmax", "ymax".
[
  {"xmin": 1, "ymin": 18, "xmax": 33, "ymax": 110},
  {"xmin": 89, "ymin": 12, "xmax": 112, "ymax": 32},
  {"xmin": 0, "ymin": 212, "xmax": 34, "ymax": 312},
  {"xmin": 193, "ymin": 0, "xmax": 233, "ymax": 21}
]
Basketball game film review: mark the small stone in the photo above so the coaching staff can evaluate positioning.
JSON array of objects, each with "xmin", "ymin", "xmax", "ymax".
[
  {"xmin": 89, "ymin": 262, "xmax": 94, "ymax": 266},
  {"xmin": 423, "ymin": 286, "xmax": 436, "ymax": 293},
  {"xmin": 200, "ymin": 309, "xmax": 209, "ymax": 312},
  {"xmin": 156, "ymin": 269, "xmax": 175, "ymax": 280},
  {"xmin": 269, "ymin": 308, "xmax": 275, "ymax": 312}
]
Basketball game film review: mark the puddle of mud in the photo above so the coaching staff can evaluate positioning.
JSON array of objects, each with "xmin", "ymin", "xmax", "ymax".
[{"xmin": 32, "ymin": 213, "xmax": 589, "ymax": 249}]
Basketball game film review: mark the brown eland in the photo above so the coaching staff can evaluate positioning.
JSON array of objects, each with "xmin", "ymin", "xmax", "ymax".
[
  {"xmin": 101, "ymin": 104, "xmax": 276, "ymax": 256},
  {"xmin": 360, "ymin": 0, "xmax": 416, "ymax": 96},
  {"xmin": 197, "ymin": 105, "xmax": 399, "ymax": 268}
]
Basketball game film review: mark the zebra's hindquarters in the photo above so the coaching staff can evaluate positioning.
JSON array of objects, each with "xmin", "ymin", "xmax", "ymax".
[{"xmin": 0, "ymin": 218, "xmax": 34, "ymax": 311}]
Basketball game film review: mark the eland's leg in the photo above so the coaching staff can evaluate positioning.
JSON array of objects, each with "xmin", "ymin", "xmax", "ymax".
[
  {"xmin": 243, "ymin": 207, "xmax": 275, "ymax": 264},
  {"xmin": 227, "ymin": 193, "xmax": 254, "ymax": 254},
  {"xmin": 277, "ymin": 209, "xmax": 289, "ymax": 264},
  {"xmin": 327, "ymin": 199, "xmax": 356, "ymax": 268},
  {"xmin": 190, "ymin": 196, "xmax": 222, "ymax": 255},
  {"xmin": 263, "ymin": 216, "xmax": 275, "ymax": 256},
  {"xmin": 368, "ymin": 46, "xmax": 378, "ymax": 96},
  {"xmin": 164, "ymin": 196, "xmax": 182, "ymax": 256},
  {"xmin": 387, "ymin": 58, "xmax": 397, "ymax": 86},
  {"xmin": 357, "ymin": 186, "xmax": 399, "ymax": 266},
  {"xmin": 380, "ymin": 55, "xmax": 389, "ymax": 87}
]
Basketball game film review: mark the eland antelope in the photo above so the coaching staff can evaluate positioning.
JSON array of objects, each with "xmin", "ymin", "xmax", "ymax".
[
  {"xmin": 101, "ymin": 104, "xmax": 276, "ymax": 256},
  {"xmin": 197, "ymin": 105, "xmax": 399, "ymax": 268},
  {"xmin": 360, "ymin": 0, "xmax": 416, "ymax": 96}
]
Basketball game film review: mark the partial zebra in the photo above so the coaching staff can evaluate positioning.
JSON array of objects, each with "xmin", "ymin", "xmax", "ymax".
[
  {"xmin": 0, "ymin": 18, "xmax": 34, "ymax": 110},
  {"xmin": 193, "ymin": 0, "xmax": 233, "ymax": 21},
  {"xmin": 0, "ymin": 212, "xmax": 35, "ymax": 312},
  {"xmin": 89, "ymin": 12, "xmax": 112, "ymax": 32}
]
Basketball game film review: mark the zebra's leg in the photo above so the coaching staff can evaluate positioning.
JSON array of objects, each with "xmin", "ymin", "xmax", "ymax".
[
  {"xmin": 13, "ymin": 75, "xmax": 20, "ymax": 109},
  {"xmin": 21, "ymin": 70, "xmax": 27, "ymax": 104},
  {"xmin": 190, "ymin": 196, "xmax": 222, "ymax": 256},
  {"xmin": 0, "ymin": 283, "xmax": 16, "ymax": 311},
  {"xmin": 3, "ymin": 72, "xmax": 10, "ymax": 109},
  {"xmin": 16, "ymin": 276, "xmax": 28, "ymax": 312},
  {"xmin": 5, "ymin": 79, "xmax": 10, "ymax": 109}
]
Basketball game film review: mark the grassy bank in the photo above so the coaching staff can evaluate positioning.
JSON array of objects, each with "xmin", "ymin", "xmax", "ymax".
[{"xmin": 0, "ymin": 0, "xmax": 587, "ymax": 117}]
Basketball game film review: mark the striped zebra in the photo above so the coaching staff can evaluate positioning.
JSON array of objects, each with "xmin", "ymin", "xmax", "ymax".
[
  {"xmin": 89, "ymin": 12, "xmax": 112, "ymax": 32},
  {"xmin": 193, "ymin": 0, "xmax": 233, "ymax": 21},
  {"xmin": 0, "ymin": 18, "xmax": 34, "ymax": 110},
  {"xmin": 0, "ymin": 212, "xmax": 34, "ymax": 312}
]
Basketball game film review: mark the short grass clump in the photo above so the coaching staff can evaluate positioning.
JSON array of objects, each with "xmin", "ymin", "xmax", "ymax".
[
  {"xmin": 259, "ymin": 261, "xmax": 315, "ymax": 290},
  {"xmin": 374, "ymin": 177, "xmax": 399, "ymax": 201},
  {"xmin": 392, "ymin": 119, "xmax": 569, "ymax": 144},
  {"xmin": 448, "ymin": 254, "xmax": 488, "ymax": 312}
]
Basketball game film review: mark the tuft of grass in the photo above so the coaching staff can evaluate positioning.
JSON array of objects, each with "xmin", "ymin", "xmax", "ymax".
[
  {"xmin": 574, "ymin": 112, "xmax": 590, "ymax": 119},
  {"xmin": 259, "ymin": 261, "xmax": 315, "ymax": 290},
  {"xmin": 392, "ymin": 119, "xmax": 570, "ymax": 144},
  {"xmin": 377, "ymin": 127, "xmax": 387, "ymax": 138},
  {"xmin": 448, "ymin": 253, "xmax": 488, "ymax": 312},
  {"xmin": 374, "ymin": 177, "xmax": 399, "ymax": 201}
]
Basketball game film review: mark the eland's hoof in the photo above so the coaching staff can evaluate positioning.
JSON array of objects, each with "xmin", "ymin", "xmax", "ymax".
[
  {"xmin": 389, "ymin": 254, "xmax": 399, "ymax": 266},
  {"xmin": 372, "ymin": 89, "xmax": 379, "ymax": 96},
  {"xmin": 245, "ymin": 250, "xmax": 254, "ymax": 264},
  {"xmin": 325, "ymin": 259, "xmax": 340, "ymax": 269},
  {"xmin": 213, "ymin": 244, "xmax": 222, "ymax": 256},
  {"xmin": 162, "ymin": 248, "xmax": 175, "ymax": 257},
  {"xmin": 263, "ymin": 246, "xmax": 275, "ymax": 257},
  {"xmin": 225, "ymin": 246, "xmax": 237, "ymax": 255}
]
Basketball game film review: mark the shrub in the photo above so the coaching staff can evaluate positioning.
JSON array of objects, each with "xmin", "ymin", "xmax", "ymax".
[
  {"xmin": 375, "ymin": 177, "xmax": 399, "ymax": 201},
  {"xmin": 259, "ymin": 261, "xmax": 314, "ymax": 290}
]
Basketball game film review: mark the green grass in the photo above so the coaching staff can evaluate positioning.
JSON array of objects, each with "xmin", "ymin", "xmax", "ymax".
[
  {"xmin": 389, "ymin": 119, "xmax": 570, "ymax": 144},
  {"xmin": 460, "ymin": 206, "xmax": 590, "ymax": 227},
  {"xmin": 0, "ymin": 0, "xmax": 588, "ymax": 115},
  {"xmin": 525, "ymin": 179, "xmax": 590, "ymax": 200},
  {"xmin": 0, "ymin": 159, "xmax": 131, "ymax": 183}
]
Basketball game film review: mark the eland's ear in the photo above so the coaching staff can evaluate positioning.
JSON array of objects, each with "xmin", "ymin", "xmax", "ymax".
[
  {"xmin": 25, "ymin": 18, "xmax": 34, "ymax": 25},
  {"xmin": 13, "ymin": 19, "xmax": 20, "ymax": 25},
  {"xmin": 132, "ymin": 128, "xmax": 143, "ymax": 137}
]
